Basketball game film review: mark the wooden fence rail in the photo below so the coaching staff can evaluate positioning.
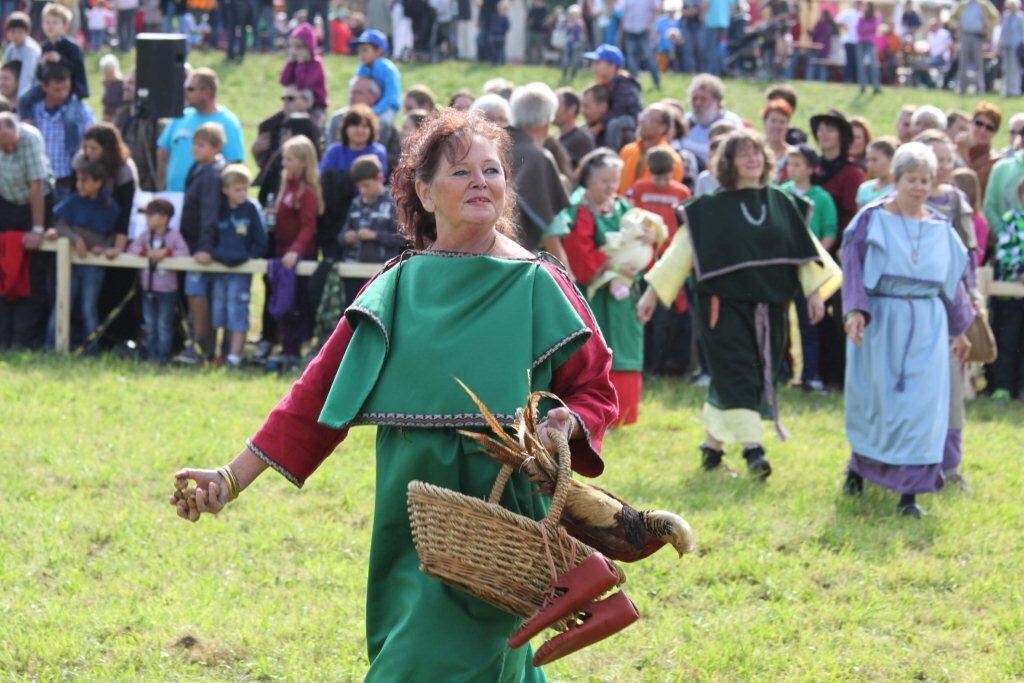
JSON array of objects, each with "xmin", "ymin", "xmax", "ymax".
[
  {"xmin": 40, "ymin": 238, "xmax": 383, "ymax": 353},
  {"xmin": 38, "ymin": 238, "xmax": 1024, "ymax": 355}
]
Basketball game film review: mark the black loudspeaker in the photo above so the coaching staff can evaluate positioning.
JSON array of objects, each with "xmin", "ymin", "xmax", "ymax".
[{"xmin": 135, "ymin": 33, "xmax": 187, "ymax": 120}]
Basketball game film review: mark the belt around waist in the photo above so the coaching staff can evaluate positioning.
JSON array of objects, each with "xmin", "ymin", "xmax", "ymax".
[{"xmin": 870, "ymin": 292, "xmax": 934, "ymax": 300}]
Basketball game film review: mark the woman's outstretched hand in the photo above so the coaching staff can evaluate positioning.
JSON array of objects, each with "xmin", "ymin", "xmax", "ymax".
[
  {"xmin": 537, "ymin": 407, "xmax": 577, "ymax": 454},
  {"xmin": 636, "ymin": 288, "xmax": 658, "ymax": 324},
  {"xmin": 170, "ymin": 469, "xmax": 229, "ymax": 522}
]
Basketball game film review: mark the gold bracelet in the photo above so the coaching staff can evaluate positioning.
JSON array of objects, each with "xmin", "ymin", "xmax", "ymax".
[
  {"xmin": 216, "ymin": 468, "xmax": 232, "ymax": 501},
  {"xmin": 230, "ymin": 466, "xmax": 241, "ymax": 499},
  {"xmin": 217, "ymin": 466, "xmax": 239, "ymax": 502},
  {"xmin": 225, "ymin": 466, "xmax": 240, "ymax": 500}
]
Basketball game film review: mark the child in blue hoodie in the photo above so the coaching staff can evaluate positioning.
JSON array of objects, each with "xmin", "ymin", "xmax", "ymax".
[
  {"xmin": 44, "ymin": 160, "xmax": 120, "ymax": 351},
  {"xmin": 211, "ymin": 164, "xmax": 267, "ymax": 367},
  {"xmin": 353, "ymin": 29, "xmax": 401, "ymax": 124}
]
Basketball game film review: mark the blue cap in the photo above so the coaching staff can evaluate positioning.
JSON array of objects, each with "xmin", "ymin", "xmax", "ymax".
[
  {"xmin": 582, "ymin": 44, "xmax": 625, "ymax": 68},
  {"xmin": 354, "ymin": 29, "xmax": 388, "ymax": 52}
]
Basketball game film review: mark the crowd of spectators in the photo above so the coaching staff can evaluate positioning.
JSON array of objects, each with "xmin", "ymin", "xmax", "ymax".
[{"xmin": 0, "ymin": 3, "xmax": 1022, "ymax": 401}]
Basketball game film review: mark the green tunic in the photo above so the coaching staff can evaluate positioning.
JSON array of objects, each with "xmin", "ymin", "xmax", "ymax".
[
  {"xmin": 560, "ymin": 194, "xmax": 642, "ymax": 372},
  {"xmin": 318, "ymin": 253, "xmax": 591, "ymax": 681},
  {"xmin": 683, "ymin": 187, "xmax": 819, "ymax": 415}
]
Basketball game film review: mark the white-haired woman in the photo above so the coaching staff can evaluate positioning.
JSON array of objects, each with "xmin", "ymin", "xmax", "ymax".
[
  {"xmin": 507, "ymin": 82, "xmax": 571, "ymax": 258},
  {"xmin": 469, "ymin": 93, "xmax": 512, "ymax": 127},
  {"xmin": 99, "ymin": 53, "xmax": 124, "ymax": 123},
  {"xmin": 842, "ymin": 142, "xmax": 974, "ymax": 518},
  {"xmin": 1000, "ymin": 0, "xmax": 1024, "ymax": 97}
]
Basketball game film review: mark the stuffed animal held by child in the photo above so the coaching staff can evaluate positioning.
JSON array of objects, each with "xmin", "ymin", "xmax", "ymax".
[{"xmin": 587, "ymin": 208, "xmax": 668, "ymax": 300}]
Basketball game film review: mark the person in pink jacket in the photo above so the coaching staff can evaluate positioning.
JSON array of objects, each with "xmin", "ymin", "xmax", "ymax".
[
  {"xmin": 280, "ymin": 23, "xmax": 328, "ymax": 124},
  {"xmin": 856, "ymin": 2, "xmax": 881, "ymax": 94}
]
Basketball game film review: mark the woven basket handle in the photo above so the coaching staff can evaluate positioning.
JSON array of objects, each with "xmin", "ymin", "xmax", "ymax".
[
  {"xmin": 486, "ymin": 428, "xmax": 572, "ymax": 531},
  {"xmin": 541, "ymin": 428, "xmax": 572, "ymax": 532}
]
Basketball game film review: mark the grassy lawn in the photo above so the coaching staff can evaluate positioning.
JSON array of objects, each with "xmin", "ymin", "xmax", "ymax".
[
  {"xmin": 2, "ymin": 353, "xmax": 1023, "ymax": 680},
  {"xmin": 4, "ymin": 56, "xmax": 1023, "ymax": 680}
]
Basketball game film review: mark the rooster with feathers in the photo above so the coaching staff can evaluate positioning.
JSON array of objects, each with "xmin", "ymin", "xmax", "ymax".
[{"xmin": 456, "ymin": 380, "xmax": 695, "ymax": 563}]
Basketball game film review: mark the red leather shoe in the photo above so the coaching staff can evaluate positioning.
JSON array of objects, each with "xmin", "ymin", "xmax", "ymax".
[
  {"xmin": 508, "ymin": 553, "xmax": 621, "ymax": 649},
  {"xmin": 531, "ymin": 590, "xmax": 640, "ymax": 666}
]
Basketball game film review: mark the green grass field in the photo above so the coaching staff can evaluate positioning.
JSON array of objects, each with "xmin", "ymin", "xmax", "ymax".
[
  {"xmin": 2, "ymin": 354, "xmax": 1023, "ymax": 680},
  {"xmin": 3, "ymin": 56, "xmax": 1024, "ymax": 680}
]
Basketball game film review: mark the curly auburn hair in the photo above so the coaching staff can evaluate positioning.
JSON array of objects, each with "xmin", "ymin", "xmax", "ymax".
[
  {"xmin": 713, "ymin": 129, "xmax": 774, "ymax": 191},
  {"xmin": 390, "ymin": 108, "xmax": 517, "ymax": 249}
]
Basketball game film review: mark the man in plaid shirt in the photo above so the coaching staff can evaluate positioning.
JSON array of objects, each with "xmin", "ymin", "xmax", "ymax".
[
  {"xmin": 0, "ymin": 111, "xmax": 55, "ymax": 349},
  {"xmin": 24, "ymin": 63, "xmax": 93, "ymax": 199}
]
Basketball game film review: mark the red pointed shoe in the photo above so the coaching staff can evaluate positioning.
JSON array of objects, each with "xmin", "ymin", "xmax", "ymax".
[
  {"xmin": 508, "ymin": 552, "xmax": 621, "ymax": 649},
  {"xmin": 531, "ymin": 590, "xmax": 640, "ymax": 666}
]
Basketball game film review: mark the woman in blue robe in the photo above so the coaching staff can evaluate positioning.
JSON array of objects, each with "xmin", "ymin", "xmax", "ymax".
[{"xmin": 841, "ymin": 142, "xmax": 975, "ymax": 518}]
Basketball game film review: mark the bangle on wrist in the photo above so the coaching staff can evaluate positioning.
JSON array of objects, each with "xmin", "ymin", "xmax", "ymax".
[
  {"xmin": 31, "ymin": 225, "xmax": 44, "ymax": 234},
  {"xmin": 217, "ymin": 465, "xmax": 240, "ymax": 502}
]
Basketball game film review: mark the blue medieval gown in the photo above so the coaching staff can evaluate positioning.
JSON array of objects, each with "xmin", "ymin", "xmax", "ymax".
[{"xmin": 841, "ymin": 204, "xmax": 976, "ymax": 493}]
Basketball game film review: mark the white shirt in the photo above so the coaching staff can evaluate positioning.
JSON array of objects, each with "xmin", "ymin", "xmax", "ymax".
[
  {"xmin": 86, "ymin": 7, "xmax": 109, "ymax": 31},
  {"xmin": 927, "ymin": 27, "xmax": 952, "ymax": 60},
  {"xmin": 620, "ymin": 0, "xmax": 660, "ymax": 33},
  {"xmin": 835, "ymin": 6, "xmax": 861, "ymax": 44}
]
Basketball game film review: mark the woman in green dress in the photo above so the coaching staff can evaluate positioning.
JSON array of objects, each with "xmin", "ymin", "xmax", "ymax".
[{"xmin": 169, "ymin": 110, "xmax": 619, "ymax": 681}]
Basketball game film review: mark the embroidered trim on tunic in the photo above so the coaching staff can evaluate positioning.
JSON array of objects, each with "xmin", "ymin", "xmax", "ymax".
[
  {"xmin": 696, "ymin": 256, "xmax": 821, "ymax": 282},
  {"xmin": 345, "ymin": 305, "xmax": 390, "ymax": 353},
  {"xmin": 537, "ymin": 250, "xmax": 571, "ymax": 273},
  {"xmin": 411, "ymin": 249, "xmax": 538, "ymax": 262},
  {"xmin": 350, "ymin": 412, "xmax": 519, "ymax": 428},
  {"xmin": 246, "ymin": 438, "xmax": 304, "ymax": 489},
  {"xmin": 568, "ymin": 408, "xmax": 593, "ymax": 446},
  {"xmin": 533, "ymin": 328, "xmax": 591, "ymax": 369}
]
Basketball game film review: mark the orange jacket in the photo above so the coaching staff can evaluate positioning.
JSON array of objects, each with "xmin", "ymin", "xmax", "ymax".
[{"xmin": 618, "ymin": 139, "xmax": 683, "ymax": 194}]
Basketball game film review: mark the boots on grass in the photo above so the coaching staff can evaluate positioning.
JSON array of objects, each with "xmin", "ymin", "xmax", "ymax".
[{"xmin": 742, "ymin": 446, "xmax": 772, "ymax": 480}]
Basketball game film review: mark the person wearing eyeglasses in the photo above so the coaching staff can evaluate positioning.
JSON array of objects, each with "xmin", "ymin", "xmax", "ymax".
[
  {"xmin": 1005, "ymin": 113, "xmax": 1024, "ymax": 156},
  {"xmin": 252, "ymin": 85, "xmax": 315, "ymax": 175},
  {"xmin": 959, "ymin": 101, "xmax": 1002, "ymax": 195},
  {"xmin": 155, "ymin": 68, "xmax": 245, "ymax": 192}
]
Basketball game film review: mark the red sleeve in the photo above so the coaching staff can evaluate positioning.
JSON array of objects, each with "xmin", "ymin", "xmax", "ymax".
[
  {"xmin": 279, "ymin": 61, "xmax": 296, "ymax": 86},
  {"xmin": 248, "ymin": 262, "xmax": 404, "ymax": 486},
  {"xmin": 562, "ymin": 205, "xmax": 607, "ymax": 286},
  {"xmin": 247, "ymin": 316, "xmax": 354, "ymax": 487},
  {"xmin": 286, "ymin": 187, "xmax": 318, "ymax": 257},
  {"xmin": 542, "ymin": 261, "xmax": 619, "ymax": 478}
]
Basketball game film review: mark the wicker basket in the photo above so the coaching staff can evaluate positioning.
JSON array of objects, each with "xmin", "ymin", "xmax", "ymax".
[{"xmin": 407, "ymin": 430, "xmax": 626, "ymax": 621}]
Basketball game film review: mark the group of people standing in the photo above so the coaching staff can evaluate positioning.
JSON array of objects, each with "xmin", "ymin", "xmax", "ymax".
[{"xmin": 167, "ymin": 83, "xmax": 1003, "ymax": 680}]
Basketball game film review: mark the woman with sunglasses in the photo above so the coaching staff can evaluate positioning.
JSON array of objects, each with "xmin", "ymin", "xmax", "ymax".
[{"xmin": 960, "ymin": 101, "xmax": 1002, "ymax": 195}]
